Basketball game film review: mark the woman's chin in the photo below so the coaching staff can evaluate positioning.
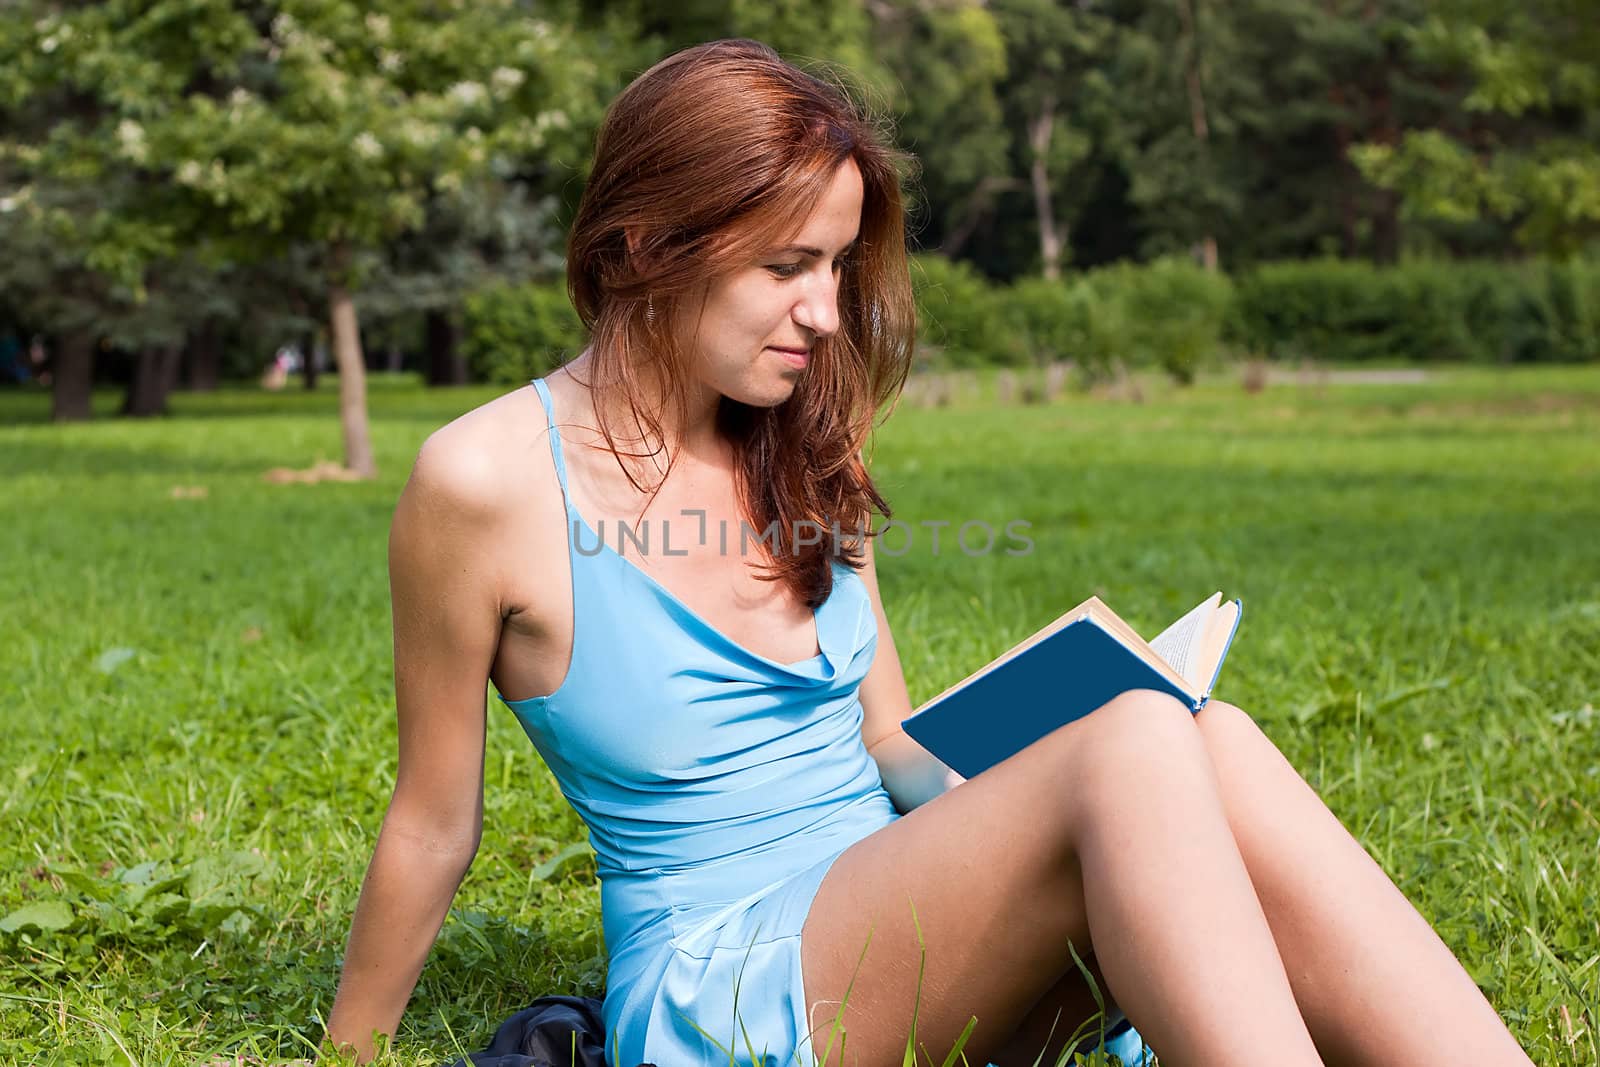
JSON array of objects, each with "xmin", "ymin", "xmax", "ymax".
[{"xmin": 725, "ymin": 376, "xmax": 801, "ymax": 409}]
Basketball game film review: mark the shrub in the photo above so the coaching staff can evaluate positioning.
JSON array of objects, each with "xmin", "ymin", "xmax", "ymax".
[
  {"xmin": 1084, "ymin": 257, "xmax": 1234, "ymax": 384},
  {"xmin": 1542, "ymin": 260, "xmax": 1600, "ymax": 362},
  {"xmin": 910, "ymin": 253, "xmax": 1018, "ymax": 368},
  {"xmin": 459, "ymin": 258, "xmax": 1598, "ymax": 389},
  {"xmin": 462, "ymin": 280, "xmax": 585, "ymax": 385},
  {"xmin": 999, "ymin": 277, "xmax": 1094, "ymax": 368},
  {"xmin": 978, "ymin": 258, "xmax": 1233, "ymax": 384},
  {"xmin": 1229, "ymin": 258, "xmax": 1600, "ymax": 364}
]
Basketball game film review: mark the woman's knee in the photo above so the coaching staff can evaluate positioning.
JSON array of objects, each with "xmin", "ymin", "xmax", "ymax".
[
  {"xmin": 1075, "ymin": 687, "xmax": 1202, "ymax": 752},
  {"xmin": 1193, "ymin": 698, "xmax": 1269, "ymax": 768},
  {"xmin": 1053, "ymin": 689, "xmax": 1210, "ymax": 801}
]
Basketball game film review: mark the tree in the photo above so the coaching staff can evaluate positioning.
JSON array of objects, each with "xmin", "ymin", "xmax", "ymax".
[
  {"xmin": 363, "ymin": 175, "xmax": 568, "ymax": 387},
  {"xmin": 163, "ymin": 1, "xmax": 619, "ymax": 474},
  {"xmin": 865, "ymin": 1, "xmax": 1010, "ymax": 258},
  {"xmin": 0, "ymin": 0, "xmax": 618, "ymax": 464},
  {"xmin": 0, "ymin": 173, "xmax": 208, "ymax": 419},
  {"xmin": 1111, "ymin": 0, "xmax": 1255, "ymax": 268},
  {"xmin": 1351, "ymin": 0, "xmax": 1600, "ymax": 257},
  {"xmin": 991, "ymin": 0, "xmax": 1122, "ymax": 279}
]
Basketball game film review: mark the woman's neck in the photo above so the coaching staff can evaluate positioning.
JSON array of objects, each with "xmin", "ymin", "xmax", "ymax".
[{"xmin": 562, "ymin": 348, "xmax": 731, "ymax": 476}]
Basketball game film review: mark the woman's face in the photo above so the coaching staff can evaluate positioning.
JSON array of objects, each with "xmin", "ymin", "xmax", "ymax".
[{"xmin": 675, "ymin": 157, "xmax": 863, "ymax": 408}]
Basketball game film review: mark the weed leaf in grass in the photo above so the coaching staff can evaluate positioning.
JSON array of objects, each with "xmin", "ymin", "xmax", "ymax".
[
  {"xmin": 93, "ymin": 646, "xmax": 138, "ymax": 674},
  {"xmin": 529, "ymin": 841, "xmax": 595, "ymax": 883},
  {"xmin": 0, "ymin": 900, "xmax": 75, "ymax": 933}
]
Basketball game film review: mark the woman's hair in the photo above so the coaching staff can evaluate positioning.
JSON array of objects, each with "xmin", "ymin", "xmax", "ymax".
[{"xmin": 565, "ymin": 37, "xmax": 916, "ymax": 609}]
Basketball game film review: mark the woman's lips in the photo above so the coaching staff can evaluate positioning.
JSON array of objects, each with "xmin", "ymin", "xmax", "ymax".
[{"xmin": 769, "ymin": 347, "xmax": 809, "ymax": 369}]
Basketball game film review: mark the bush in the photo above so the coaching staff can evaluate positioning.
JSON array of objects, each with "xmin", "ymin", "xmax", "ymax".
[
  {"xmin": 910, "ymin": 253, "xmax": 1019, "ymax": 368},
  {"xmin": 1083, "ymin": 257, "xmax": 1234, "ymax": 384},
  {"xmin": 994, "ymin": 259, "xmax": 1233, "ymax": 384},
  {"xmin": 462, "ymin": 280, "xmax": 585, "ymax": 385},
  {"xmin": 999, "ymin": 277, "xmax": 1094, "ymax": 368},
  {"xmin": 1229, "ymin": 259, "xmax": 1600, "ymax": 364},
  {"xmin": 1541, "ymin": 260, "xmax": 1600, "ymax": 362}
]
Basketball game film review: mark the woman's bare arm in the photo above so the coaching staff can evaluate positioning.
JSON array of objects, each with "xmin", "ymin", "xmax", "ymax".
[
  {"xmin": 323, "ymin": 433, "xmax": 511, "ymax": 1061},
  {"xmin": 854, "ymin": 536, "xmax": 964, "ymax": 813}
]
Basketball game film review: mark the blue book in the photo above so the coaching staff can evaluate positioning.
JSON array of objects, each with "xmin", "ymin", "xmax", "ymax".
[{"xmin": 901, "ymin": 593, "xmax": 1243, "ymax": 780}]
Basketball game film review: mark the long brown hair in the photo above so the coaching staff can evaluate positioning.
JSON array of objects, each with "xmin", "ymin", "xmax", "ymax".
[{"xmin": 565, "ymin": 38, "xmax": 916, "ymax": 609}]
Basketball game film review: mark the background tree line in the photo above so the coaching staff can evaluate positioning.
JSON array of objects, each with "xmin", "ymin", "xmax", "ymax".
[{"xmin": 1, "ymin": 0, "xmax": 1595, "ymax": 472}]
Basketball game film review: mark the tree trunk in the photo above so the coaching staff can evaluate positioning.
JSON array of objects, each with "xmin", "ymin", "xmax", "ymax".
[
  {"xmin": 329, "ymin": 243, "xmax": 377, "ymax": 479},
  {"xmin": 1373, "ymin": 187, "xmax": 1401, "ymax": 264},
  {"xmin": 1324, "ymin": 72, "xmax": 1360, "ymax": 258},
  {"xmin": 1028, "ymin": 94, "xmax": 1065, "ymax": 281},
  {"xmin": 123, "ymin": 343, "xmax": 183, "ymax": 416},
  {"xmin": 942, "ymin": 177, "xmax": 1023, "ymax": 260},
  {"xmin": 185, "ymin": 323, "xmax": 221, "ymax": 392},
  {"xmin": 1336, "ymin": 146, "xmax": 1359, "ymax": 258},
  {"xmin": 425, "ymin": 309, "xmax": 468, "ymax": 385},
  {"xmin": 301, "ymin": 330, "xmax": 319, "ymax": 390},
  {"xmin": 1369, "ymin": 64, "xmax": 1402, "ymax": 264},
  {"xmin": 52, "ymin": 331, "xmax": 95, "ymax": 422},
  {"xmin": 1177, "ymin": 0, "xmax": 1220, "ymax": 271}
]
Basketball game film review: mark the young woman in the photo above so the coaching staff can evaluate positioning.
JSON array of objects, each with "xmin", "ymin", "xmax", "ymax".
[{"xmin": 324, "ymin": 39, "xmax": 1535, "ymax": 1067}]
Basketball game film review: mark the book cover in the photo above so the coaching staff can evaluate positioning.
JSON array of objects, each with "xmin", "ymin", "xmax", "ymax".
[{"xmin": 901, "ymin": 597, "xmax": 1243, "ymax": 781}]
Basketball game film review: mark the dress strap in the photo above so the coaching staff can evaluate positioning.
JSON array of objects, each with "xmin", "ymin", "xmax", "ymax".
[{"xmin": 529, "ymin": 377, "xmax": 572, "ymax": 508}]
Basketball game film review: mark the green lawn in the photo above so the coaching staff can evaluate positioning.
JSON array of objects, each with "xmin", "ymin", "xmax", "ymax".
[{"xmin": 2, "ymin": 366, "xmax": 1598, "ymax": 1065}]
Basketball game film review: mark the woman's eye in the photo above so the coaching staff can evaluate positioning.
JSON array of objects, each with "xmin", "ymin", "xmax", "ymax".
[{"xmin": 766, "ymin": 258, "xmax": 847, "ymax": 279}]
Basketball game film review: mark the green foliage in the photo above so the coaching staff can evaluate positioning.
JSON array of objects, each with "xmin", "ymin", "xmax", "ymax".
[
  {"xmin": 0, "ymin": 0, "xmax": 621, "ymax": 372},
  {"xmin": 2, "ymin": 852, "xmax": 275, "ymax": 953},
  {"xmin": 1000, "ymin": 277, "xmax": 1096, "ymax": 368},
  {"xmin": 3, "ymin": 0, "xmax": 1594, "ymax": 396},
  {"xmin": 462, "ymin": 281, "xmax": 585, "ymax": 384},
  {"xmin": 1078, "ymin": 257, "xmax": 1234, "ymax": 384},
  {"xmin": 628, "ymin": 0, "xmax": 890, "ymax": 94},
  {"xmin": 869, "ymin": 1, "xmax": 1008, "ymax": 239},
  {"xmin": 999, "ymin": 275, "xmax": 1141, "ymax": 384},
  {"xmin": 987, "ymin": 0, "xmax": 1119, "ymax": 274},
  {"xmin": 910, "ymin": 253, "xmax": 1016, "ymax": 369},
  {"xmin": 1231, "ymin": 259, "xmax": 1600, "ymax": 363},
  {"xmin": 919, "ymin": 253, "xmax": 1596, "ymax": 377},
  {"xmin": 934, "ymin": 253, "xmax": 1600, "ymax": 378},
  {"xmin": 1352, "ymin": 0, "xmax": 1600, "ymax": 257},
  {"xmin": 924, "ymin": 254, "xmax": 1232, "ymax": 383}
]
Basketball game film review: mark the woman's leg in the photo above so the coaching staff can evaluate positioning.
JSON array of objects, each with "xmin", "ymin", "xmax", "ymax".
[
  {"xmin": 1001, "ymin": 699, "xmax": 1534, "ymax": 1067},
  {"xmin": 1189, "ymin": 700, "xmax": 1533, "ymax": 1066},
  {"xmin": 799, "ymin": 689, "xmax": 1325, "ymax": 1067}
]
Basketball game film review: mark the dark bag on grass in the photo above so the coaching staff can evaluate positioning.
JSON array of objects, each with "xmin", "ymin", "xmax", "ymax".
[{"xmin": 442, "ymin": 994, "xmax": 654, "ymax": 1067}]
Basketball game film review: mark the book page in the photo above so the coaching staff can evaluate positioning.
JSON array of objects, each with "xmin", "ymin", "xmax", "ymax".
[
  {"xmin": 1193, "ymin": 599, "xmax": 1241, "ymax": 696},
  {"xmin": 1148, "ymin": 593, "xmax": 1222, "ymax": 688}
]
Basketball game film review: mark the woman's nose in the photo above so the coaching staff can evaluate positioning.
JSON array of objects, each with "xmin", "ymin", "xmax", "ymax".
[{"xmin": 793, "ymin": 274, "xmax": 840, "ymax": 339}]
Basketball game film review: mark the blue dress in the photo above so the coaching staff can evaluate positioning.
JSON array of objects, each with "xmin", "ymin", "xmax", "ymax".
[
  {"xmin": 503, "ymin": 377, "xmax": 898, "ymax": 1066},
  {"xmin": 502, "ymin": 377, "xmax": 1152, "ymax": 1067}
]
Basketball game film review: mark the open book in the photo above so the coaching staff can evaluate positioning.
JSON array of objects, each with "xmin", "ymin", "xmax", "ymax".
[{"xmin": 900, "ymin": 592, "xmax": 1242, "ymax": 780}]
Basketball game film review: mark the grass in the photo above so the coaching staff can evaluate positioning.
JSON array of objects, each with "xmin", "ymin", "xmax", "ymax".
[{"xmin": 1, "ymin": 364, "xmax": 1598, "ymax": 1065}]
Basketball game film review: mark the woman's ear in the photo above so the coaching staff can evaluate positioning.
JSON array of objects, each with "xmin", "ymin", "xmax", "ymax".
[{"xmin": 623, "ymin": 225, "xmax": 644, "ymax": 257}]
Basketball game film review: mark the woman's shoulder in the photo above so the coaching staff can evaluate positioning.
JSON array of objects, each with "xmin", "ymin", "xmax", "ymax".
[{"xmin": 401, "ymin": 385, "xmax": 561, "ymax": 537}]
